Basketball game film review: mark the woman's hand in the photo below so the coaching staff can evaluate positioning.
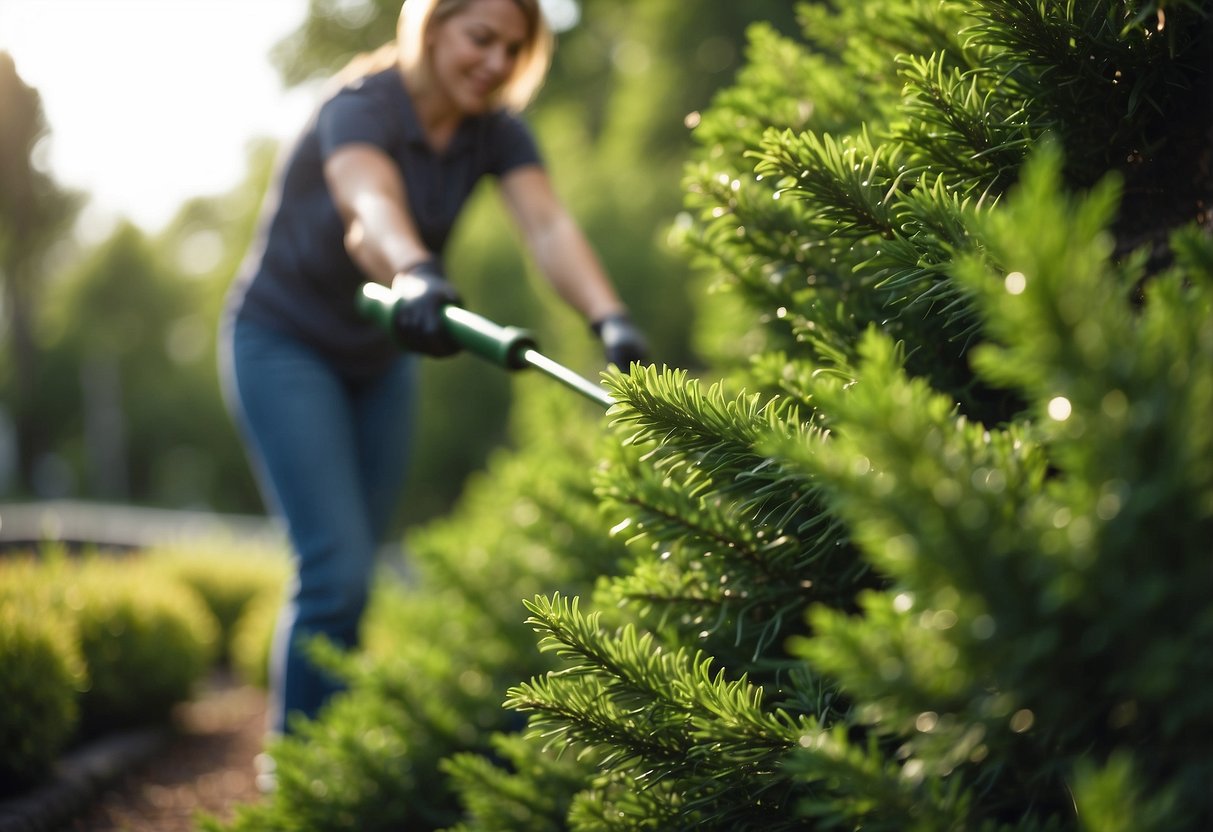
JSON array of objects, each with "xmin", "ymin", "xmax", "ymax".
[
  {"xmin": 391, "ymin": 261, "xmax": 464, "ymax": 357},
  {"xmin": 592, "ymin": 312, "xmax": 648, "ymax": 369}
]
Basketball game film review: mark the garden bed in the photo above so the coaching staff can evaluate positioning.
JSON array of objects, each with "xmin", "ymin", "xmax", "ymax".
[{"xmin": 0, "ymin": 670, "xmax": 266, "ymax": 832}]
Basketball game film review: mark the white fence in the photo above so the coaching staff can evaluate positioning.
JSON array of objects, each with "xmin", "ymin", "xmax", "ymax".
[{"xmin": 0, "ymin": 500, "xmax": 284, "ymax": 552}]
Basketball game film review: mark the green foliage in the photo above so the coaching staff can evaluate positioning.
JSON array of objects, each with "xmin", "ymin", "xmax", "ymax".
[
  {"xmin": 32, "ymin": 217, "xmax": 256, "ymax": 508},
  {"xmin": 204, "ymin": 383, "xmax": 627, "ymax": 831},
  {"xmin": 0, "ymin": 572, "xmax": 85, "ymax": 792},
  {"xmin": 1069, "ymin": 752, "xmax": 1182, "ymax": 832},
  {"xmin": 1, "ymin": 132, "xmax": 268, "ymax": 510},
  {"xmin": 228, "ymin": 586, "xmax": 283, "ymax": 690},
  {"xmin": 212, "ymin": 676, "xmax": 457, "ymax": 831},
  {"xmin": 505, "ymin": 593, "xmax": 818, "ymax": 830},
  {"xmin": 595, "ymin": 364, "xmax": 871, "ymax": 671},
  {"xmin": 0, "ymin": 53, "xmax": 83, "ymax": 491},
  {"xmin": 962, "ymin": 0, "xmax": 1208, "ymax": 185},
  {"xmin": 147, "ymin": 542, "xmax": 288, "ymax": 663},
  {"xmin": 781, "ymin": 149, "xmax": 1213, "ymax": 831},
  {"xmin": 441, "ymin": 733, "xmax": 597, "ymax": 832},
  {"xmin": 61, "ymin": 557, "xmax": 219, "ymax": 734},
  {"xmin": 0, "ymin": 548, "xmax": 245, "ymax": 795},
  {"xmin": 468, "ymin": 1, "xmax": 1212, "ymax": 830},
  {"xmin": 205, "ymin": 1, "xmax": 1212, "ymax": 829},
  {"xmin": 270, "ymin": 0, "xmax": 402, "ymax": 87}
]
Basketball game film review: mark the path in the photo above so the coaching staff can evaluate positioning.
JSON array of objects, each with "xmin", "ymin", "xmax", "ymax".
[{"xmin": 66, "ymin": 672, "xmax": 267, "ymax": 832}]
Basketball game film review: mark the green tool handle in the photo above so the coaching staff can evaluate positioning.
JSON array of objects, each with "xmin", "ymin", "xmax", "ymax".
[
  {"xmin": 358, "ymin": 282, "xmax": 538, "ymax": 370},
  {"xmin": 443, "ymin": 305, "xmax": 538, "ymax": 371},
  {"xmin": 358, "ymin": 283, "xmax": 614, "ymax": 408}
]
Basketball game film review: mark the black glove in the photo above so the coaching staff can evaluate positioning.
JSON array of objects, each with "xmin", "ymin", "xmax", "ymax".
[
  {"xmin": 391, "ymin": 260, "xmax": 463, "ymax": 357},
  {"xmin": 591, "ymin": 312, "xmax": 648, "ymax": 369}
]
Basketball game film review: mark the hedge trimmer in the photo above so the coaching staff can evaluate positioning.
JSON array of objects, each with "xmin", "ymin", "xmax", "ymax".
[{"xmin": 357, "ymin": 282, "xmax": 615, "ymax": 409}]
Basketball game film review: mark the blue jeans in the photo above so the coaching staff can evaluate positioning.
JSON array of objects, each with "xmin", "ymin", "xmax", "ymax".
[{"xmin": 221, "ymin": 316, "xmax": 416, "ymax": 735}]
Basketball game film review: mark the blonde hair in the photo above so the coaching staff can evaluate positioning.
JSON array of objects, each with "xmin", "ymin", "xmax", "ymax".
[{"xmin": 336, "ymin": 0, "xmax": 552, "ymax": 112}]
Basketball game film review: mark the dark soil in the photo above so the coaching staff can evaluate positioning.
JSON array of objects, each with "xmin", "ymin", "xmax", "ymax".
[{"xmin": 66, "ymin": 672, "xmax": 268, "ymax": 832}]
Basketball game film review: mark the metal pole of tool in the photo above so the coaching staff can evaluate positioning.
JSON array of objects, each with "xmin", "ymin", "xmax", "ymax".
[{"xmin": 519, "ymin": 347, "xmax": 614, "ymax": 408}]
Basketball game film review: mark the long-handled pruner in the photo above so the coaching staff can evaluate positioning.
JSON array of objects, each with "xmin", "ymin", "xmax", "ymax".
[{"xmin": 358, "ymin": 283, "xmax": 614, "ymax": 409}]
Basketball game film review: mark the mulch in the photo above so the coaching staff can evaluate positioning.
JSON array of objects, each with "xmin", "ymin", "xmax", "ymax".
[{"xmin": 64, "ymin": 671, "xmax": 268, "ymax": 832}]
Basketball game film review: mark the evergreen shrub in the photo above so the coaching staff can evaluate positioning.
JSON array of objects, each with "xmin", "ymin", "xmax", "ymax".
[
  {"xmin": 66, "ymin": 558, "xmax": 219, "ymax": 734},
  {"xmin": 208, "ymin": 1, "xmax": 1211, "ymax": 828},
  {"xmin": 228, "ymin": 586, "xmax": 282, "ymax": 689},
  {"xmin": 468, "ymin": 1, "xmax": 1212, "ymax": 830},
  {"xmin": 203, "ymin": 383, "xmax": 624, "ymax": 832},
  {"xmin": 0, "ymin": 593, "xmax": 85, "ymax": 792},
  {"xmin": 148, "ymin": 543, "xmax": 287, "ymax": 663}
]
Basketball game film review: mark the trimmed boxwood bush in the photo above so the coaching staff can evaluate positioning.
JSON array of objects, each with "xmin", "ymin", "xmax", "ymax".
[
  {"xmin": 147, "ymin": 543, "xmax": 288, "ymax": 664},
  {"xmin": 0, "ymin": 596, "xmax": 85, "ymax": 793},
  {"xmin": 0, "ymin": 547, "xmax": 283, "ymax": 798},
  {"xmin": 229, "ymin": 587, "xmax": 283, "ymax": 689},
  {"xmin": 66, "ymin": 557, "xmax": 220, "ymax": 735}
]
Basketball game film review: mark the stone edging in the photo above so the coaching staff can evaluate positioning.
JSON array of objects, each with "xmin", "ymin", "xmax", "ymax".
[{"xmin": 0, "ymin": 727, "xmax": 169, "ymax": 832}]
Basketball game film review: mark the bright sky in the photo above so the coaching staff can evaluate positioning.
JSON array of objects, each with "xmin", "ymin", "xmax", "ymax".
[{"xmin": 0, "ymin": 0, "xmax": 317, "ymax": 234}]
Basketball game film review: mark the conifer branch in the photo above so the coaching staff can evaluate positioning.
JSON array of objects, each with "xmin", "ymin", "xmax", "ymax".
[
  {"xmin": 508, "ymin": 595, "xmax": 814, "ymax": 779},
  {"xmin": 754, "ymin": 129, "xmax": 907, "ymax": 242},
  {"xmin": 600, "ymin": 365, "xmax": 876, "ymax": 642},
  {"xmin": 894, "ymin": 52, "xmax": 1029, "ymax": 190}
]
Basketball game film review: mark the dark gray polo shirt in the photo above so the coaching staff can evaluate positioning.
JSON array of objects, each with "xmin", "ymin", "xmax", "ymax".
[{"xmin": 228, "ymin": 67, "xmax": 543, "ymax": 378}]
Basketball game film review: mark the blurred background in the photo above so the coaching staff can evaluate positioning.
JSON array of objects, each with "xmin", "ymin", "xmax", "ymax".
[{"xmin": 0, "ymin": 0, "xmax": 798, "ymax": 532}]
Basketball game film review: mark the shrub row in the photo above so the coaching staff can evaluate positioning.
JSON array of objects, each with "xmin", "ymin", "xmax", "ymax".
[
  {"xmin": 202, "ymin": 383, "xmax": 620, "ymax": 831},
  {"xmin": 0, "ymin": 543, "xmax": 286, "ymax": 794}
]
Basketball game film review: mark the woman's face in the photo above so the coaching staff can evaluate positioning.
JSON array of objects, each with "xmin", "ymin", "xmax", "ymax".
[{"xmin": 426, "ymin": 0, "xmax": 530, "ymax": 116}]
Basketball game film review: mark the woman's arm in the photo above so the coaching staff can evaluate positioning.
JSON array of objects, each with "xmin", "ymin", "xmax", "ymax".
[
  {"xmin": 498, "ymin": 164, "xmax": 628, "ymax": 323},
  {"xmin": 324, "ymin": 143, "xmax": 463, "ymax": 356},
  {"xmin": 323, "ymin": 143, "xmax": 432, "ymax": 284}
]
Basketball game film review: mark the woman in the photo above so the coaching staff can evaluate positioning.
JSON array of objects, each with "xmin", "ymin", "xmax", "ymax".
[{"xmin": 221, "ymin": 0, "xmax": 647, "ymax": 737}]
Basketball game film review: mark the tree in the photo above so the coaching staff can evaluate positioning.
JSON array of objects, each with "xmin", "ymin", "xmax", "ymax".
[
  {"xmin": 493, "ymin": 1, "xmax": 1212, "ymax": 828},
  {"xmin": 0, "ymin": 52, "xmax": 81, "ymax": 493},
  {"xmin": 12, "ymin": 136, "xmax": 275, "ymax": 511},
  {"xmin": 207, "ymin": 2, "xmax": 1211, "ymax": 829}
]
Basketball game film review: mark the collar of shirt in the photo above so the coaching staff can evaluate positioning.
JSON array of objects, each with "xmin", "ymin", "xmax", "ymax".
[{"xmin": 394, "ymin": 73, "xmax": 478, "ymax": 158}]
